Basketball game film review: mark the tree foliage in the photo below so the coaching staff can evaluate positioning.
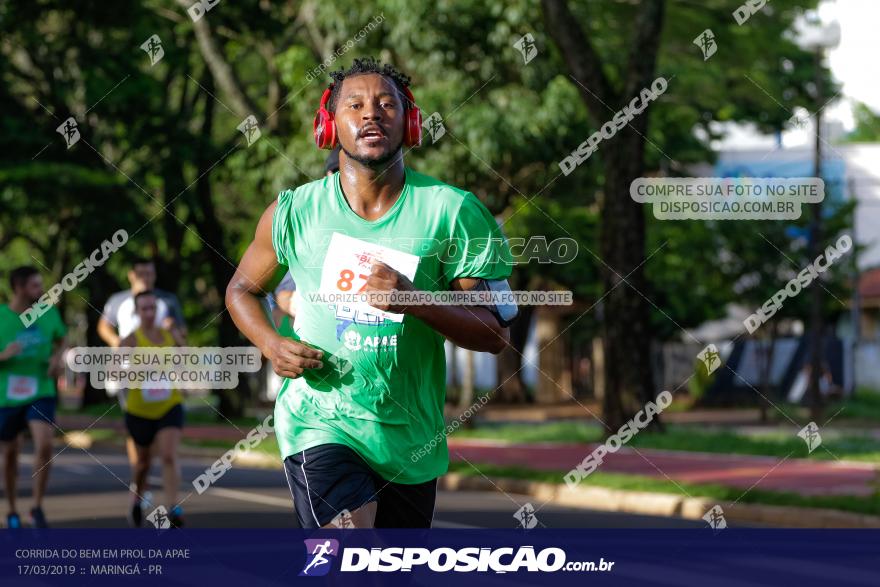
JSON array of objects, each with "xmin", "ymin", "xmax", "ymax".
[{"xmin": 0, "ymin": 0, "xmax": 851, "ymax": 417}]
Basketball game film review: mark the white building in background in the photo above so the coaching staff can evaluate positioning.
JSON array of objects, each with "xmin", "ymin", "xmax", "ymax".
[
  {"xmin": 681, "ymin": 141, "xmax": 880, "ymax": 395},
  {"xmin": 711, "ymin": 142, "xmax": 880, "ymax": 269},
  {"xmin": 450, "ymin": 143, "xmax": 880, "ymax": 395}
]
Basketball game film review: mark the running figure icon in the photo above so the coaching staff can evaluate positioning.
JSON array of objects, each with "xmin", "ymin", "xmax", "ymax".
[{"xmin": 300, "ymin": 539, "xmax": 339, "ymax": 576}]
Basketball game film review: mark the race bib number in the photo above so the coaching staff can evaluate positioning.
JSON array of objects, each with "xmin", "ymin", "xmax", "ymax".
[
  {"xmin": 142, "ymin": 387, "xmax": 172, "ymax": 402},
  {"xmin": 7, "ymin": 375, "xmax": 38, "ymax": 401},
  {"xmin": 319, "ymin": 233, "xmax": 420, "ymax": 324}
]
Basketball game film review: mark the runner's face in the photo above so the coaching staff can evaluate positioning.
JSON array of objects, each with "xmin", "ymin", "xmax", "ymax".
[
  {"xmin": 135, "ymin": 296, "xmax": 157, "ymax": 324},
  {"xmin": 334, "ymin": 74, "xmax": 405, "ymax": 167},
  {"xmin": 16, "ymin": 275, "xmax": 44, "ymax": 305},
  {"xmin": 129, "ymin": 263, "xmax": 156, "ymax": 291}
]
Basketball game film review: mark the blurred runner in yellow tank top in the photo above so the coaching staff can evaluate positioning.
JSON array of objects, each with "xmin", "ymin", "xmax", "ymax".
[{"xmin": 118, "ymin": 290, "xmax": 186, "ymax": 527}]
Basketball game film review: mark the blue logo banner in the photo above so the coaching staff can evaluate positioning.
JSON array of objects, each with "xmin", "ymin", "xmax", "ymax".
[{"xmin": 1, "ymin": 529, "xmax": 877, "ymax": 586}]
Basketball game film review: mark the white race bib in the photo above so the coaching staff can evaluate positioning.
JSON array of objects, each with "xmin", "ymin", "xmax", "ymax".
[
  {"xmin": 142, "ymin": 387, "xmax": 172, "ymax": 402},
  {"xmin": 319, "ymin": 233, "xmax": 420, "ymax": 324},
  {"xmin": 7, "ymin": 375, "xmax": 39, "ymax": 401}
]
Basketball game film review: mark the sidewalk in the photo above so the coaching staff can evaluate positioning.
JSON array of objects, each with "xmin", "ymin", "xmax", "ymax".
[
  {"xmin": 58, "ymin": 414, "xmax": 249, "ymax": 443},
  {"xmin": 455, "ymin": 402, "xmax": 880, "ymax": 434},
  {"xmin": 58, "ymin": 414, "xmax": 879, "ymax": 497},
  {"xmin": 463, "ymin": 402, "xmax": 768, "ymax": 425},
  {"xmin": 447, "ymin": 438, "xmax": 878, "ymax": 497}
]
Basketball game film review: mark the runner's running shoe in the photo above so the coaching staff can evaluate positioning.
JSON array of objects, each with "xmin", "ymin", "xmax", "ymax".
[
  {"xmin": 30, "ymin": 506, "xmax": 48, "ymax": 529},
  {"xmin": 7, "ymin": 512, "xmax": 21, "ymax": 529},
  {"xmin": 169, "ymin": 505, "xmax": 184, "ymax": 528},
  {"xmin": 127, "ymin": 498, "xmax": 143, "ymax": 528}
]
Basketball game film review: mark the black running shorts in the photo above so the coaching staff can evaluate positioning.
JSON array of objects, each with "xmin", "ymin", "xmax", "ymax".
[
  {"xmin": 124, "ymin": 404, "xmax": 185, "ymax": 447},
  {"xmin": 284, "ymin": 443, "xmax": 437, "ymax": 529}
]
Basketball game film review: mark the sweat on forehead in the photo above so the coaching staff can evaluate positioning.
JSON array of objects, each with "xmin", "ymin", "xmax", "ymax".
[{"xmin": 330, "ymin": 73, "xmax": 405, "ymax": 113}]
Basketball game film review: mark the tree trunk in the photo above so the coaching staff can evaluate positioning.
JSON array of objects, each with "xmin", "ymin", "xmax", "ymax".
[
  {"xmin": 159, "ymin": 158, "xmax": 187, "ymax": 289},
  {"xmin": 495, "ymin": 304, "xmax": 533, "ymax": 403},
  {"xmin": 535, "ymin": 309, "xmax": 572, "ymax": 403},
  {"xmin": 759, "ymin": 321, "xmax": 779, "ymax": 423},
  {"xmin": 176, "ymin": 0, "xmax": 264, "ymax": 123},
  {"xmin": 191, "ymin": 79, "xmax": 250, "ymax": 418},
  {"xmin": 601, "ymin": 141, "xmax": 658, "ymax": 433},
  {"xmin": 542, "ymin": 0, "xmax": 666, "ymax": 436}
]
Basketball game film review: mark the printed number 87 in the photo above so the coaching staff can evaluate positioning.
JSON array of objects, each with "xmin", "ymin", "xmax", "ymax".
[{"xmin": 337, "ymin": 269, "xmax": 369, "ymax": 292}]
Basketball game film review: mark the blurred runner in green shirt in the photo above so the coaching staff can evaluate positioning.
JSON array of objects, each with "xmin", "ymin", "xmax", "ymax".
[{"xmin": 0, "ymin": 266, "xmax": 66, "ymax": 528}]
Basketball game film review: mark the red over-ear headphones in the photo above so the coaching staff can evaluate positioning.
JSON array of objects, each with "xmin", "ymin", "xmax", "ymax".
[{"xmin": 313, "ymin": 83, "xmax": 422, "ymax": 149}]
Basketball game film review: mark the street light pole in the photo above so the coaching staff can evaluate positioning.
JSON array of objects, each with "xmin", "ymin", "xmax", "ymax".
[
  {"xmin": 807, "ymin": 46, "xmax": 824, "ymax": 422},
  {"xmin": 796, "ymin": 15, "xmax": 839, "ymax": 422},
  {"xmin": 849, "ymin": 177, "xmax": 860, "ymax": 397}
]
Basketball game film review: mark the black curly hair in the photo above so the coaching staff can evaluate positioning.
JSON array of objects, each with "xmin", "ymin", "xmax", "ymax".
[
  {"xmin": 327, "ymin": 57, "xmax": 412, "ymax": 113},
  {"xmin": 9, "ymin": 266, "xmax": 39, "ymax": 291}
]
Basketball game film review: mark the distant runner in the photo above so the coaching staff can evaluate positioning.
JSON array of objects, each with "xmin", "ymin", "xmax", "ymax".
[
  {"xmin": 0, "ymin": 266, "xmax": 66, "ymax": 528},
  {"xmin": 118, "ymin": 290, "xmax": 186, "ymax": 528},
  {"xmin": 98, "ymin": 257, "xmax": 186, "ymax": 347}
]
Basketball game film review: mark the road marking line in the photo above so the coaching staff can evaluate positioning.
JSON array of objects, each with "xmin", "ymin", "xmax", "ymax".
[
  {"xmin": 61, "ymin": 464, "xmax": 92, "ymax": 475},
  {"xmin": 205, "ymin": 487, "xmax": 293, "ymax": 509},
  {"xmin": 148, "ymin": 475, "xmax": 292, "ymax": 508},
  {"xmin": 432, "ymin": 520, "xmax": 480, "ymax": 529}
]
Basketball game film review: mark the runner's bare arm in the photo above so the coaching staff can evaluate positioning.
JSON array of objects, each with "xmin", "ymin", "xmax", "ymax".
[
  {"xmin": 225, "ymin": 200, "xmax": 324, "ymax": 378},
  {"xmin": 363, "ymin": 263, "xmax": 509, "ymax": 354},
  {"xmin": 48, "ymin": 337, "xmax": 67, "ymax": 378},
  {"xmin": 419, "ymin": 276, "xmax": 509, "ymax": 354},
  {"xmin": 0, "ymin": 341, "xmax": 22, "ymax": 361},
  {"xmin": 169, "ymin": 326, "xmax": 186, "ymax": 346},
  {"xmin": 97, "ymin": 317, "xmax": 120, "ymax": 347}
]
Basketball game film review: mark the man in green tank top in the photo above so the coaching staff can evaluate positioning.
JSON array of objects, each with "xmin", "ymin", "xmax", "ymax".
[{"xmin": 227, "ymin": 57, "xmax": 516, "ymax": 529}]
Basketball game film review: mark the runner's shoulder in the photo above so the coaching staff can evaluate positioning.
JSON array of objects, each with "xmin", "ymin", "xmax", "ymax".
[
  {"xmin": 0, "ymin": 304, "xmax": 16, "ymax": 329},
  {"xmin": 275, "ymin": 174, "xmax": 334, "ymax": 209},
  {"xmin": 30, "ymin": 304, "xmax": 65, "ymax": 335},
  {"xmin": 405, "ymin": 168, "xmax": 477, "ymax": 212},
  {"xmin": 105, "ymin": 290, "xmax": 132, "ymax": 307}
]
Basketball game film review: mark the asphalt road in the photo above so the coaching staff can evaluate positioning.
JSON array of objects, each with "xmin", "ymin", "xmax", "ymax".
[{"xmin": 5, "ymin": 446, "xmax": 707, "ymax": 529}]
